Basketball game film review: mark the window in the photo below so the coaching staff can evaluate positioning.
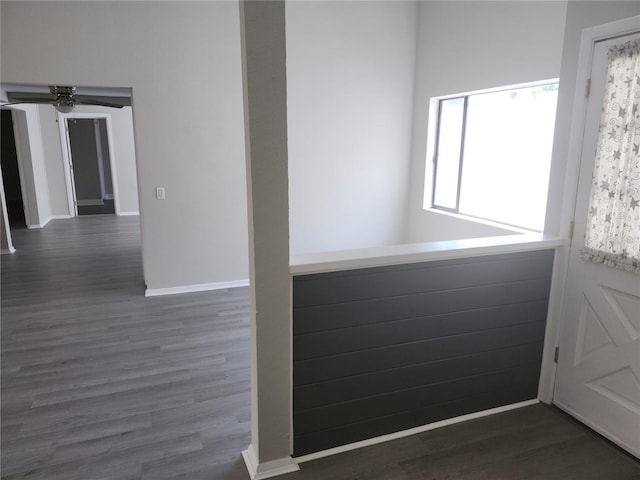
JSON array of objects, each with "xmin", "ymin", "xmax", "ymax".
[{"xmin": 428, "ymin": 82, "xmax": 559, "ymax": 231}]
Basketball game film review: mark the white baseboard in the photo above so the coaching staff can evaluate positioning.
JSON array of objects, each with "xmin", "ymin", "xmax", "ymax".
[
  {"xmin": 294, "ymin": 399, "xmax": 540, "ymax": 463},
  {"xmin": 77, "ymin": 199, "xmax": 104, "ymax": 206},
  {"xmin": 145, "ymin": 279, "xmax": 249, "ymax": 297},
  {"xmin": 242, "ymin": 445, "xmax": 299, "ymax": 480},
  {"xmin": 27, "ymin": 214, "xmax": 71, "ymax": 229},
  {"xmin": 27, "ymin": 220, "xmax": 47, "ymax": 229},
  {"xmin": 1, "ymin": 246, "xmax": 16, "ymax": 254},
  {"xmin": 119, "ymin": 211, "xmax": 139, "ymax": 216}
]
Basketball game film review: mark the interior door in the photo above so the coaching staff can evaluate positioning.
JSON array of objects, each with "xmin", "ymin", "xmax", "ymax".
[
  {"xmin": 553, "ymin": 31, "xmax": 640, "ymax": 457},
  {"xmin": 63, "ymin": 118, "xmax": 79, "ymax": 216}
]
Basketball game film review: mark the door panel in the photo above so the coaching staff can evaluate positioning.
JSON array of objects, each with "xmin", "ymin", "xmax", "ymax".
[{"xmin": 553, "ymin": 31, "xmax": 640, "ymax": 457}]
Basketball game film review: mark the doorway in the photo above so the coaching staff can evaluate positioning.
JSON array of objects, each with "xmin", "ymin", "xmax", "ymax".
[
  {"xmin": 58, "ymin": 113, "xmax": 120, "ymax": 216},
  {"xmin": 0, "ymin": 109, "xmax": 27, "ymax": 229}
]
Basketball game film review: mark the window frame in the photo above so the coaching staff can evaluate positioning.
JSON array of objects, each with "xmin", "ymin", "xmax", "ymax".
[
  {"xmin": 431, "ymin": 95, "xmax": 468, "ymax": 213},
  {"xmin": 425, "ymin": 79, "xmax": 559, "ymax": 231}
]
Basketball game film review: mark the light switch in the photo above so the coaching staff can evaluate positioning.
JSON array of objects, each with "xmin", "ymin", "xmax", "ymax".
[{"xmin": 156, "ymin": 187, "xmax": 166, "ymax": 200}]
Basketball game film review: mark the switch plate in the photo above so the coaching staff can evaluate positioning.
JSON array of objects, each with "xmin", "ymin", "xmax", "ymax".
[{"xmin": 156, "ymin": 187, "xmax": 166, "ymax": 200}]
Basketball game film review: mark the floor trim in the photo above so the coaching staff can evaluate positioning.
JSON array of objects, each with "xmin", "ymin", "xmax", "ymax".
[
  {"xmin": 28, "ymin": 215, "xmax": 73, "ymax": 229},
  {"xmin": 27, "ymin": 219, "xmax": 48, "ymax": 229},
  {"xmin": 294, "ymin": 399, "xmax": 540, "ymax": 463},
  {"xmin": 145, "ymin": 279, "xmax": 249, "ymax": 297},
  {"xmin": 119, "ymin": 211, "xmax": 140, "ymax": 216},
  {"xmin": 242, "ymin": 445, "xmax": 299, "ymax": 480}
]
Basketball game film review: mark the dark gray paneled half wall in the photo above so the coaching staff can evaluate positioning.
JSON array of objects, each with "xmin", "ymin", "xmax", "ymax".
[{"xmin": 293, "ymin": 249, "xmax": 554, "ymax": 456}]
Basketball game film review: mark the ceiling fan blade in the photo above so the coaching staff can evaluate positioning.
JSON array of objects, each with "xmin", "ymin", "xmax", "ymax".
[
  {"xmin": 75, "ymin": 98, "xmax": 124, "ymax": 109},
  {"xmin": 4, "ymin": 97, "xmax": 57, "ymax": 104}
]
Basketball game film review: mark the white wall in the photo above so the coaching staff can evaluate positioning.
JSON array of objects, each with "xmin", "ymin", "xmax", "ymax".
[
  {"xmin": 38, "ymin": 105, "xmax": 69, "ymax": 216},
  {"xmin": 1, "ymin": 1, "xmax": 248, "ymax": 290},
  {"xmin": 286, "ymin": 1, "xmax": 418, "ymax": 254},
  {"xmin": 38, "ymin": 105, "xmax": 140, "ymax": 216},
  {"xmin": 406, "ymin": 1, "xmax": 568, "ymax": 243}
]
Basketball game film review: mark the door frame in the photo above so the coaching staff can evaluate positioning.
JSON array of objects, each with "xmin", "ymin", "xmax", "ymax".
[
  {"xmin": 550, "ymin": 16, "xmax": 640, "ymax": 400},
  {"xmin": 57, "ymin": 112, "xmax": 121, "ymax": 216}
]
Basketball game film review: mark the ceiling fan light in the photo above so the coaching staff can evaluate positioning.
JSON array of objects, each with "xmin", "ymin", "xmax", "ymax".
[{"xmin": 54, "ymin": 103, "xmax": 74, "ymax": 114}]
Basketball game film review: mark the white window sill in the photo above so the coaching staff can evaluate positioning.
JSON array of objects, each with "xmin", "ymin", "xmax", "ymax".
[
  {"xmin": 423, "ymin": 207, "xmax": 539, "ymax": 235},
  {"xmin": 290, "ymin": 233, "xmax": 567, "ymax": 276}
]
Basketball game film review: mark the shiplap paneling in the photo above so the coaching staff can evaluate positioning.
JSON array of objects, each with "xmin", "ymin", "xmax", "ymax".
[{"xmin": 293, "ymin": 250, "xmax": 554, "ymax": 456}]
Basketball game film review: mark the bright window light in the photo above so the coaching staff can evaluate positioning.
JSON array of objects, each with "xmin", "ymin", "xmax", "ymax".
[{"xmin": 428, "ymin": 82, "xmax": 559, "ymax": 231}]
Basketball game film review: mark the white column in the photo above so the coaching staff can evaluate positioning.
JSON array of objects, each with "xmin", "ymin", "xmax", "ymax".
[{"xmin": 239, "ymin": 1, "xmax": 299, "ymax": 479}]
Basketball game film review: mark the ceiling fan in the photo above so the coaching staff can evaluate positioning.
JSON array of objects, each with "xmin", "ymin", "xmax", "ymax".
[{"xmin": 2, "ymin": 86, "xmax": 125, "ymax": 112}]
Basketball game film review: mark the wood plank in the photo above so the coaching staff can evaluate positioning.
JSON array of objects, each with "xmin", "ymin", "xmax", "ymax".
[
  {"xmin": 293, "ymin": 251, "xmax": 554, "ymax": 455},
  {"xmin": 294, "ymin": 342, "xmax": 543, "ymax": 411},
  {"xmin": 294, "ymin": 363, "xmax": 541, "ymax": 435},
  {"xmin": 294, "ymin": 321, "xmax": 546, "ymax": 385},
  {"xmin": 294, "ymin": 276, "xmax": 551, "ymax": 334},
  {"xmin": 294, "ymin": 250, "xmax": 554, "ymax": 308},
  {"xmin": 294, "ymin": 386, "xmax": 538, "ymax": 456},
  {"xmin": 294, "ymin": 300, "xmax": 548, "ymax": 361}
]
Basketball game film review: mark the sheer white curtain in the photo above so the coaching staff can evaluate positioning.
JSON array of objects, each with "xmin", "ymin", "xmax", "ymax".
[{"xmin": 581, "ymin": 39, "xmax": 640, "ymax": 274}]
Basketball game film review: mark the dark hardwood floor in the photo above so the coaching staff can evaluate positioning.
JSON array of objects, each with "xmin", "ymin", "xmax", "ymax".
[
  {"xmin": 2, "ymin": 216, "xmax": 638, "ymax": 479},
  {"xmin": 1, "ymin": 217, "xmax": 251, "ymax": 480}
]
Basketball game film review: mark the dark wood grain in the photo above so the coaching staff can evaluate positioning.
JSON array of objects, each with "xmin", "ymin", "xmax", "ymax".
[{"xmin": 1, "ymin": 216, "xmax": 252, "ymax": 480}]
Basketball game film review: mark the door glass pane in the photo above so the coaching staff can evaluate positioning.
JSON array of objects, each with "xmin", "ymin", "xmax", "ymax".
[{"xmin": 433, "ymin": 97, "xmax": 464, "ymax": 210}]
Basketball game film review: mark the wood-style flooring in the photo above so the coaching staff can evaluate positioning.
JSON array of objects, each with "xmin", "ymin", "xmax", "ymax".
[{"xmin": 2, "ymin": 216, "xmax": 638, "ymax": 479}]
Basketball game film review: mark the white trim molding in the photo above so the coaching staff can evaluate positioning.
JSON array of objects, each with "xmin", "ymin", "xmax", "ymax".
[
  {"xmin": 291, "ymin": 233, "xmax": 566, "ymax": 276},
  {"xmin": 145, "ymin": 279, "xmax": 249, "ymax": 297},
  {"xmin": 1, "ymin": 247, "xmax": 17, "ymax": 254},
  {"xmin": 118, "ymin": 211, "xmax": 139, "ymax": 216},
  {"xmin": 27, "ymin": 220, "xmax": 48, "ymax": 229},
  {"xmin": 242, "ymin": 445, "xmax": 299, "ymax": 480},
  {"xmin": 27, "ymin": 214, "xmax": 73, "ymax": 229},
  {"xmin": 294, "ymin": 399, "xmax": 540, "ymax": 464}
]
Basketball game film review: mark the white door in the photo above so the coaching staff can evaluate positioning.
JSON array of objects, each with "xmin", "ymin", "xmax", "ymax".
[
  {"xmin": 63, "ymin": 118, "xmax": 79, "ymax": 216},
  {"xmin": 553, "ymin": 29, "xmax": 640, "ymax": 457}
]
